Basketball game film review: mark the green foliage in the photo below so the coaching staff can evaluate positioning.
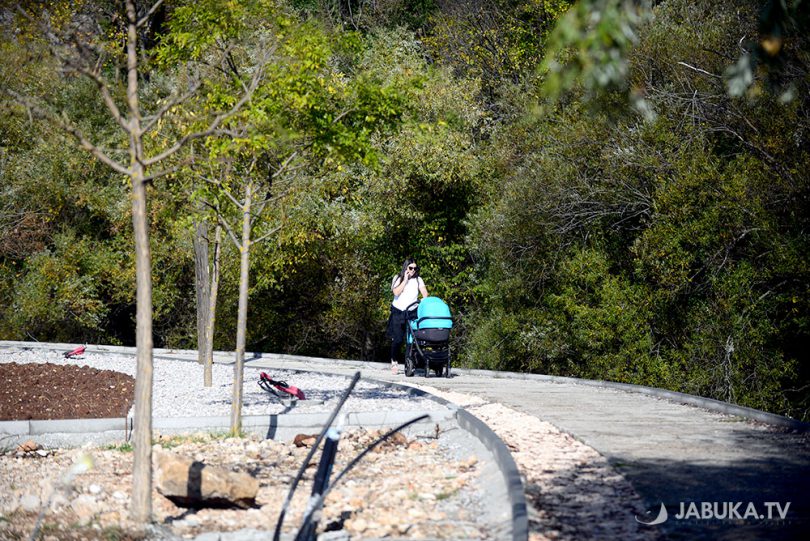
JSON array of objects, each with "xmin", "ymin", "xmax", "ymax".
[
  {"xmin": 102, "ymin": 442, "xmax": 134, "ymax": 453},
  {"xmin": 3, "ymin": 229, "xmax": 131, "ymax": 341},
  {"xmin": 156, "ymin": 0, "xmax": 289, "ymax": 63},
  {"xmin": 1, "ymin": 0, "xmax": 807, "ymax": 421},
  {"xmin": 541, "ymin": 0, "xmax": 650, "ymax": 101},
  {"xmin": 423, "ymin": 0, "xmax": 572, "ymax": 101},
  {"xmin": 233, "ymin": 29, "xmax": 483, "ymax": 360}
]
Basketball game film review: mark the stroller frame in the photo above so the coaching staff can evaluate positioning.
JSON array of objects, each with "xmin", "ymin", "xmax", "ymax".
[{"xmin": 404, "ymin": 299, "xmax": 452, "ymax": 378}]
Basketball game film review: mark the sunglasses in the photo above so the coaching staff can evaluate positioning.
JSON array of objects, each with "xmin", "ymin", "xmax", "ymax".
[{"xmin": 408, "ymin": 265, "xmax": 416, "ymax": 270}]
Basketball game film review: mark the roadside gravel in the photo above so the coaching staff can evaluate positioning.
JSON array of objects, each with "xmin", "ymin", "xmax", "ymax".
[
  {"xmin": 0, "ymin": 350, "xmax": 437, "ymax": 418},
  {"xmin": 411, "ymin": 385, "xmax": 662, "ymax": 541}
]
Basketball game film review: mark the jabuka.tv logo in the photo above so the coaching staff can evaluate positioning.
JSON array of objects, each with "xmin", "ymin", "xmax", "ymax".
[{"xmin": 636, "ymin": 501, "xmax": 791, "ymax": 525}]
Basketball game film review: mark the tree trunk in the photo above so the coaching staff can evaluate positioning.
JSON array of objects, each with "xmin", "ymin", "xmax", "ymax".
[
  {"xmin": 126, "ymin": 0, "xmax": 153, "ymax": 524},
  {"xmin": 193, "ymin": 220, "xmax": 211, "ymax": 366},
  {"xmin": 230, "ymin": 182, "xmax": 252, "ymax": 434},
  {"xmin": 204, "ymin": 224, "xmax": 222, "ymax": 387},
  {"xmin": 129, "ymin": 164, "xmax": 154, "ymax": 524}
]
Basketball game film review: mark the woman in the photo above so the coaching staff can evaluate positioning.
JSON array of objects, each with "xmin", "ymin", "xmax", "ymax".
[{"xmin": 387, "ymin": 258, "xmax": 429, "ymax": 374}]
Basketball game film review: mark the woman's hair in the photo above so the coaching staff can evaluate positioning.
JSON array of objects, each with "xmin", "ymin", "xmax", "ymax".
[{"xmin": 394, "ymin": 257, "xmax": 419, "ymax": 286}]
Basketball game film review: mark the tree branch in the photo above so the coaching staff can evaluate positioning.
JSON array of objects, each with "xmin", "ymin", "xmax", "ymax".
[
  {"xmin": 143, "ymin": 79, "xmax": 259, "ymax": 167},
  {"xmin": 136, "ymin": 0, "xmax": 165, "ymax": 28},
  {"xmin": 206, "ymin": 204, "xmax": 242, "ymax": 249},
  {"xmin": 141, "ymin": 77, "xmax": 202, "ymax": 133},
  {"xmin": 75, "ymin": 64, "xmax": 131, "ymax": 133},
  {"xmin": 3, "ymin": 89, "xmax": 129, "ymax": 176},
  {"xmin": 677, "ymin": 61, "xmax": 721, "ymax": 79},
  {"xmin": 252, "ymin": 224, "xmax": 282, "ymax": 245},
  {"xmin": 141, "ymin": 160, "xmax": 191, "ymax": 183},
  {"xmin": 197, "ymin": 173, "xmax": 245, "ymax": 210}
]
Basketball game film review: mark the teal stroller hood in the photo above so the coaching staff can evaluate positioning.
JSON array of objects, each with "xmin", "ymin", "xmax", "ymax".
[
  {"xmin": 415, "ymin": 297, "xmax": 453, "ymax": 329},
  {"xmin": 407, "ymin": 297, "xmax": 452, "ymax": 345}
]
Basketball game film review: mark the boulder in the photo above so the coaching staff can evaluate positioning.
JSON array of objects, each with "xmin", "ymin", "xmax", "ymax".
[{"xmin": 155, "ymin": 450, "xmax": 259, "ymax": 509}]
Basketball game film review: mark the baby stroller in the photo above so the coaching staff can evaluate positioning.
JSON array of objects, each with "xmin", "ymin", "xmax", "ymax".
[{"xmin": 404, "ymin": 297, "xmax": 453, "ymax": 378}]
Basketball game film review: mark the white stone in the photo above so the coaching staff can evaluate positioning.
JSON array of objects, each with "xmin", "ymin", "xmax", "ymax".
[
  {"xmin": 71, "ymin": 494, "xmax": 100, "ymax": 524},
  {"xmin": 49, "ymin": 493, "xmax": 68, "ymax": 511},
  {"xmin": 20, "ymin": 494, "xmax": 41, "ymax": 512},
  {"xmin": 1, "ymin": 496, "xmax": 20, "ymax": 514}
]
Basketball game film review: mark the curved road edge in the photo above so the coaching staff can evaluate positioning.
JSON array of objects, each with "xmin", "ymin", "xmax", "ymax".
[{"xmin": 0, "ymin": 341, "xmax": 528, "ymax": 541}]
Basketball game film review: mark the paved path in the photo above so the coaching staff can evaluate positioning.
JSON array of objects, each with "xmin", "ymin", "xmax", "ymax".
[{"xmin": 244, "ymin": 355, "xmax": 810, "ymax": 541}]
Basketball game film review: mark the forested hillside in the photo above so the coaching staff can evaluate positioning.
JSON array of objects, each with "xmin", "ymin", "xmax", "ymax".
[{"xmin": 1, "ymin": 0, "xmax": 807, "ymax": 420}]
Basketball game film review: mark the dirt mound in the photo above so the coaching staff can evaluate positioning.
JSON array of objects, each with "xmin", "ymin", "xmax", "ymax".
[{"xmin": 0, "ymin": 362, "xmax": 135, "ymax": 420}]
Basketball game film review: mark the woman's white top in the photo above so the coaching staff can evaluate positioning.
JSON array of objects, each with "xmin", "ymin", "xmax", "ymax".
[{"xmin": 391, "ymin": 275, "xmax": 425, "ymax": 311}]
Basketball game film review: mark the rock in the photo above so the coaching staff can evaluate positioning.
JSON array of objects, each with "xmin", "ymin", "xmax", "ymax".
[
  {"xmin": 192, "ymin": 533, "xmax": 222, "ymax": 541},
  {"xmin": 98, "ymin": 511, "xmax": 121, "ymax": 525},
  {"xmin": 407, "ymin": 507, "xmax": 426, "ymax": 520},
  {"xmin": 389, "ymin": 432, "xmax": 408, "ymax": 446},
  {"xmin": 2, "ymin": 496, "xmax": 20, "ymax": 514},
  {"xmin": 155, "ymin": 450, "xmax": 259, "ymax": 509},
  {"xmin": 112, "ymin": 490, "xmax": 127, "ymax": 501},
  {"xmin": 49, "ymin": 493, "xmax": 68, "ymax": 511},
  {"xmin": 71, "ymin": 494, "xmax": 101, "ymax": 525},
  {"xmin": 17, "ymin": 440, "xmax": 39, "ymax": 453},
  {"xmin": 88, "ymin": 483, "xmax": 103, "ymax": 495},
  {"xmin": 319, "ymin": 531, "xmax": 350, "ymax": 541},
  {"xmin": 462, "ymin": 455, "xmax": 478, "ymax": 468},
  {"xmin": 36, "ymin": 449, "xmax": 49, "ymax": 457},
  {"xmin": 20, "ymin": 494, "xmax": 41, "ymax": 512},
  {"xmin": 293, "ymin": 433, "xmax": 318, "ymax": 447},
  {"xmin": 348, "ymin": 517, "xmax": 368, "ymax": 532},
  {"xmin": 185, "ymin": 516, "xmax": 201, "ymax": 527},
  {"xmin": 245, "ymin": 443, "xmax": 260, "ymax": 459}
]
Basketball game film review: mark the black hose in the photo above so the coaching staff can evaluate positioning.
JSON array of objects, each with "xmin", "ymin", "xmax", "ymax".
[
  {"xmin": 293, "ymin": 413, "xmax": 431, "ymax": 540},
  {"xmin": 272, "ymin": 371, "xmax": 361, "ymax": 541}
]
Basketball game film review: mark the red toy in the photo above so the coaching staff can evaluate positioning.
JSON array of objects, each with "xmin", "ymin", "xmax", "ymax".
[
  {"xmin": 258, "ymin": 372, "xmax": 306, "ymax": 401},
  {"xmin": 64, "ymin": 345, "xmax": 86, "ymax": 359}
]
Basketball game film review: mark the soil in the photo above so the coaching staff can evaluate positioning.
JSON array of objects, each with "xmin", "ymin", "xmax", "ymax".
[{"xmin": 0, "ymin": 362, "xmax": 135, "ymax": 421}]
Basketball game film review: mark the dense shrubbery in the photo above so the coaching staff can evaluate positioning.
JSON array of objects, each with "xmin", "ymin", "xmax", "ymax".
[{"xmin": 1, "ymin": 0, "xmax": 807, "ymax": 419}]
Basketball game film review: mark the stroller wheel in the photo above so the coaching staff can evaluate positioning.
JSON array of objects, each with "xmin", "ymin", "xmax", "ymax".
[{"xmin": 404, "ymin": 349, "xmax": 415, "ymax": 377}]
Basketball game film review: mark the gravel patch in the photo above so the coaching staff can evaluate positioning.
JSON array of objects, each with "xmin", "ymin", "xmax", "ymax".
[
  {"xmin": 0, "ymin": 350, "xmax": 438, "ymax": 419},
  {"xmin": 411, "ymin": 385, "xmax": 662, "ymax": 541}
]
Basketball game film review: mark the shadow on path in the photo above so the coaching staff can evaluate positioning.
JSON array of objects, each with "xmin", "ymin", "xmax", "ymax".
[{"xmin": 610, "ymin": 428, "xmax": 809, "ymax": 541}]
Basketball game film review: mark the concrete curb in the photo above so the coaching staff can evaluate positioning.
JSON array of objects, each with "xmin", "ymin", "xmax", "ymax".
[
  {"xmin": 457, "ymin": 368, "xmax": 810, "ymax": 432},
  {"xmin": 348, "ymin": 374, "xmax": 529, "ymax": 541}
]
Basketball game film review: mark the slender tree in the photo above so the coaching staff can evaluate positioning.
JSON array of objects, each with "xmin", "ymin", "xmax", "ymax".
[
  {"xmin": 0, "ymin": 0, "xmax": 266, "ymax": 522},
  {"xmin": 195, "ymin": 154, "xmax": 289, "ymax": 434}
]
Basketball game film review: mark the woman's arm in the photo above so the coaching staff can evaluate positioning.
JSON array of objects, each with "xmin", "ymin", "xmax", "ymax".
[{"xmin": 392, "ymin": 275, "xmax": 408, "ymax": 296}]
